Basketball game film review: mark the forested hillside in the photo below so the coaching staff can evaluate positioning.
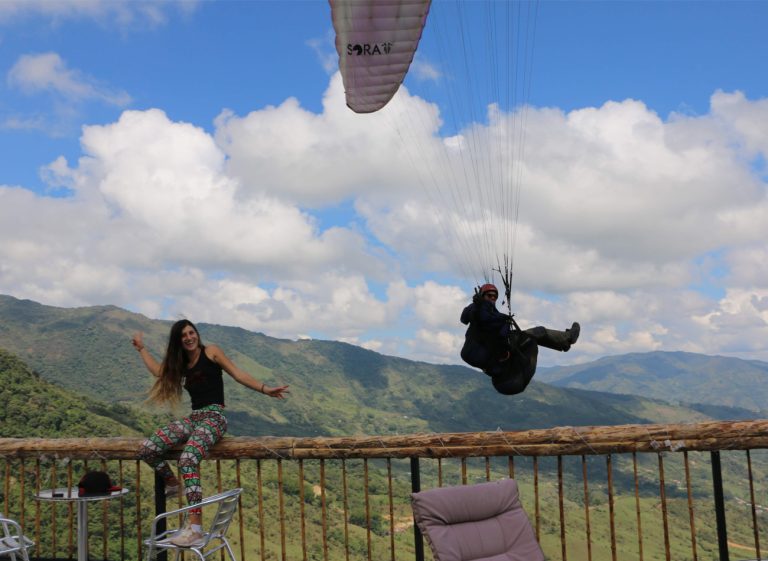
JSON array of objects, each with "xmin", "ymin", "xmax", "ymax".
[{"xmin": 0, "ymin": 348, "xmax": 158, "ymax": 437}]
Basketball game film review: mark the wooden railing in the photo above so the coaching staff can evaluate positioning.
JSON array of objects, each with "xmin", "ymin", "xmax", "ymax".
[{"xmin": 2, "ymin": 419, "xmax": 768, "ymax": 561}]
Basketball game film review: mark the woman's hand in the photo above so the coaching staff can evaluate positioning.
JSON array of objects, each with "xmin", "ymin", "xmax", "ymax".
[
  {"xmin": 263, "ymin": 385, "xmax": 290, "ymax": 399},
  {"xmin": 131, "ymin": 332, "xmax": 145, "ymax": 352}
]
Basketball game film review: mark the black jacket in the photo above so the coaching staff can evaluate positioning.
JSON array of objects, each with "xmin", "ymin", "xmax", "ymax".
[
  {"xmin": 460, "ymin": 300, "xmax": 512, "ymax": 343},
  {"xmin": 460, "ymin": 300, "xmax": 511, "ymax": 370}
]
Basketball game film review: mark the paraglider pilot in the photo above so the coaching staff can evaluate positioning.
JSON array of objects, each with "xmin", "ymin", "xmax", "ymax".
[{"xmin": 460, "ymin": 283, "xmax": 580, "ymax": 395}]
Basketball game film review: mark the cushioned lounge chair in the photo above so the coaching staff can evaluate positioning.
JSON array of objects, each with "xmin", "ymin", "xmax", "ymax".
[{"xmin": 411, "ymin": 479, "xmax": 544, "ymax": 561}]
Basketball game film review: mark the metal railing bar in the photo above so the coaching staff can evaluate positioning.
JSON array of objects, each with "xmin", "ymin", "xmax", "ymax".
[
  {"xmin": 320, "ymin": 458, "xmax": 328, "ymax": 561},
  {"xmin": 342, "ymin": 458, "xmax": 350, "ymax": 561},
  {"xmin": 298, "ymin": 459, "xmax": 307, "ymax": 561},
  {"xmin": 387, "ymin": 458, "xmax": 396, "ymax": 561},
  {"xmin": 20, "ymin": 459, "xmax": 27, "ymax": 537},
  {"xmin": 119, "ymin": 460, "xmax": 125, "ymax": 561},
  {"xmin": 581, "ymin": 454, "xmax": 592, "ymax": 561},
  {"xmin": 235, "ymin": 459, "xmax": 245, "ymax": 561},
  {"xmin": 711, "ymin": 450, "xmax": 730, "ymax": 561},
  {"xmin": 256, "ymin": 459, "xmax": 265, "ymax": 561},
  {"xmin": 558, "ymin": 455, "xmax": 567, "ymax": 561},
  {"xmin": 35, "ymin": 459, "xmax": 41, "ymax": 559},
  {"xmin": 67, "ymin": 461, "xmax": 73, "ymax": 560},
  {"xmin": 135, "ymin": 460, "xmax": 142, "ymax": 561},
  {"xmin": 607, "ymin": 454, "xmax": 617, "ymax": 561},
  {"xmin": 216, "ymin": 459, "xmax": 224, "ymax": 561},
  {"xmin": 4, "ymin": 458, "xmax": 9, "ymax": 517},
  {"xmin": 101, "ymin": 459, "xmax": 108, "ymax": 561},
  {"xmin": 684, "ymin": 451, "xmax": 699, "ymax": 561},
  {"xmin": 363, "ymin": 458, "xmax": 372, "ymax": 561},
  {"xmin": 152, "ymin": 471, "xmax": 167, "ymax": 561},
  {"xmin": 50, "ymin": 462, "xmax": 56, "ymax": 557},
  {"xmin": 533, "ymin": 456, "xmax": 540, "ymax": 541},
  {"xmin": 410, "ymin": 457, "xmax": 424, "ymax": 561},
  {"xmin": 277, "ymin": 458, "xmax": 286, "ymax": 561},
  {"xmin": 83, "ymin": 459, "xmax": 88, "ymax": 560},
  {"xmin": 632, "ymin": 452, "xmax": 644, "ymax": 561},
  {"xmin": 658, "ymin": 452, "xmax": 671, "ymax": 561},
  {"xmin": 747, "ymin": 449, "xmax": 761, "ymax": 559}
]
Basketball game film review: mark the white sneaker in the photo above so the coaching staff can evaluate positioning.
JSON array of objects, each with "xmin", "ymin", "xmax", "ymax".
[{"xmin": 169, "ymin": 526, "xmax": 204, "ymax": 547}]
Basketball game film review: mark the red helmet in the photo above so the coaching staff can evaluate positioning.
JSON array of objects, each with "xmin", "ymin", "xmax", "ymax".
[{"xmin": 479, "ymin": 283, "xmax": 498, "ymax": 296}]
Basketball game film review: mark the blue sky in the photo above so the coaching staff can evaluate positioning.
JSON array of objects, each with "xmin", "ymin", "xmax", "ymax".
[{"xmin": 1, "ymin": 1, "xmax": 767, "ymax": 367}]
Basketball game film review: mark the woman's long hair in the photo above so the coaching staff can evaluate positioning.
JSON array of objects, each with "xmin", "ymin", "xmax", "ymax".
[{"xmin": 147, "ymin": 319, "xmax": 201, "ymax": 406}]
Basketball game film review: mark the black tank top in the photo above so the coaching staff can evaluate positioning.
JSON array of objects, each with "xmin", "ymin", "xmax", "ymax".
[{"xmin": 184, "ymin": 346, "xmax": 225, "ymax": 410}]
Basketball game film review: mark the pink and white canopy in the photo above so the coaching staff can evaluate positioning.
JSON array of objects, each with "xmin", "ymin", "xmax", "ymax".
[{"xmin": 329, "ymin": 0, "xmax": 432, "ymax": 113}]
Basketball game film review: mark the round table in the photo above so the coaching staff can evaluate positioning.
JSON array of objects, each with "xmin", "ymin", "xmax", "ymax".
[{"xmin": 36, "ymin": 487, "xmax": 129, "ymax": 561}]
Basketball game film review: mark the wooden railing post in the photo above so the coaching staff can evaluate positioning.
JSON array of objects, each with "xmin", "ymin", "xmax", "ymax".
[
  {"xmin": 711, "ymin": 451, "xmax": 729, "ymax": 561},
  {"xmin": 410, "ymin": 457, "xmax": 424, "ymax": 561}
]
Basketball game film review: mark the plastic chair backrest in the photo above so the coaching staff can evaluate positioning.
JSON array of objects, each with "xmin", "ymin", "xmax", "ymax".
[
  {"xmin": 0, "ymin": 516, "xmax": 34, "ymax": 561},
  {"xmin": 205, "ymin": 488, "xmax": 240, "ymax": 543},
  {"xmin": 410, "ymin": 479, "xmax": 544, "ymax": 561},
  {"xmin": 144, "ymin": 487, "xmax": 243, "ymax": 559}
]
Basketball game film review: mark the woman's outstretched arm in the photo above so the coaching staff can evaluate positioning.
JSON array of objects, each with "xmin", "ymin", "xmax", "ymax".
[
  {"xmin": 208, "ymin": 344, "xmax": 289, "ymax": 399},
  {"xmin": 131, "ymin": 332, "xmax": 162, "ymax": 377}
]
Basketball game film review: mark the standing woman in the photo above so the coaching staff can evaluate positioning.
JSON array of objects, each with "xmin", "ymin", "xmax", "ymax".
[{"xmin": 132, "ymin": 319, "xmax": 289, "ymax": 546}]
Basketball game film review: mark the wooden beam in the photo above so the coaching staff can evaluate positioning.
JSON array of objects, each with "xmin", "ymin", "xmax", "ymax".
[{"xmin": 2, "ymin": 419, "xmax": 767, "ymax": 460}]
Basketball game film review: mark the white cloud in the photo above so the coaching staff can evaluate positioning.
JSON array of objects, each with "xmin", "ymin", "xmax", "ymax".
[
  {"xmin": 410, "ymin": 56, "xmax": 441, "ymax": 82},
  {"xmin": 408, "ymin": 328, "xmax": 465, "ymax": 364},
  {"xmin": 307, "ymin": 28, "xmax": 339, "ymax": 75},
  {"xmin": 0, "ymin": 0, "xmax": 198, "ymax": 27},
  {"xmin": 1, "ymin": 81, "xmax": 768, "ymax": 366},
  {"xmin": 350, "ymin": 90, "xmax": 768, "ymax": 296},
  {"xmin": 411, "ymin": 281, "xmax": 467, "ymax": 328},
  {"xmin": 8, "ymin": 52, "xmax": 131, "ymax": 106},
  {"xmin": 709, "ymin": 90, "xmax": 768, "ymax": 157},
  {"xmin": 726, "ymin": 245, "xmax": 768, "ymax": 286},
  {"xmin": 214, "ymin": 73, "xmax": 440, "ymax": 207}
]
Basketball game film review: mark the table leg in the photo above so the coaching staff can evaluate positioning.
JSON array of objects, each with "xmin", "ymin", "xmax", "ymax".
[{"xmin": 77, "ymin": 501, "xmax": 89, "ymax": 561}]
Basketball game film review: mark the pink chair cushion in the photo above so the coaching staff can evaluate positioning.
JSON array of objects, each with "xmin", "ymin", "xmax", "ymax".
[{"xmin": 411, "ymin": 479, "xmax": 545, "ymax": 561}]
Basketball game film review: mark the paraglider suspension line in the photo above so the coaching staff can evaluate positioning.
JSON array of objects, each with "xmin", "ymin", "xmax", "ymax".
[{"xmin": 492, "ymin": 259, "xmax": 514, "ymax": 319}]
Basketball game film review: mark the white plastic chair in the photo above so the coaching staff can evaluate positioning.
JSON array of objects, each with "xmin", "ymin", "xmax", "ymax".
[
  {"xmin": 0, "ymin": 517, "xmax": 34, "ymax": 561},
  {"xmin": 143, "ymin": 488, "xmax": 242, "ymax": 561}
]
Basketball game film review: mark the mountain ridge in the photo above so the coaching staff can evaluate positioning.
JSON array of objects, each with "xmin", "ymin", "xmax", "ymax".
[
  {"xmin": 537, "ymin": 350, "xmax": 768, "ymax": 413},
  {"xmin": 0, "ymin": 294, "xmax": 764, "ymax": 440}
]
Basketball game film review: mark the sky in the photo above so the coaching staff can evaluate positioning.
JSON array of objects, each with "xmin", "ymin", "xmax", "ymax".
[{"xmin": 1, "ymin": 0, "xmax": 767, "ymax": 368}]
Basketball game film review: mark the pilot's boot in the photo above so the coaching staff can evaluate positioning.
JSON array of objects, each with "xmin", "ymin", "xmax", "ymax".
[
  {"xmin": 567, "ymin": 322, "xmax": 580, "ymax": 345},
  {"xmin": 525, "ymin": 322, "xmax": 580, "ymax": 352}
]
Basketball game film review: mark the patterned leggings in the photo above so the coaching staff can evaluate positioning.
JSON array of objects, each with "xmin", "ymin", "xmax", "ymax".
[{"xmin": 137, "ymin": 404, "xmax": 227, "ymax": 514}]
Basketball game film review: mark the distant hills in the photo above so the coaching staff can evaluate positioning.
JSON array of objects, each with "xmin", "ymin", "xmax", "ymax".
[
  {"xmin": 0, "ymin": 294, "xmax": 763, "ymax": 439},
  {"xmin": 537, "ymin": 351, "xmax": 768, "ymax": 414}
]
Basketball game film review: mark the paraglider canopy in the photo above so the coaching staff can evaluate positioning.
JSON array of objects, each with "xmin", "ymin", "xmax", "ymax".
[{"xmin": 329, "ymin": 0, "xmax": 432, "ymax": 113}]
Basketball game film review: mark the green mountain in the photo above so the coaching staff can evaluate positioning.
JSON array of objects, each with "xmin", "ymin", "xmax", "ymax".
[
  {"xmin": 0, "ymin": 348, "xmax": 157, "ymax": 437},
  {"xmin": 0, "ymin": 294, "xmax": 760, "ymax": 440},
  {"xmin": 536, "ymin": 351, "xmax": 768, "ymax": 413}
]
